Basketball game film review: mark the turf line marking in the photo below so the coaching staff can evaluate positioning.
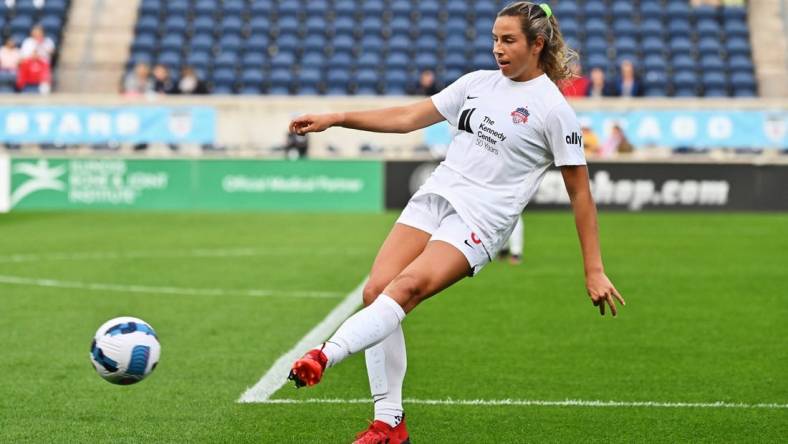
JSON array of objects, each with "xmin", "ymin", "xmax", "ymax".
[
  {"xmin": 0, "ymin": 247, "xmax": 367, "ymax": 263},
  {"xmin": 257, "ymin": 398, "xmax": 788, "ymax": 410},
  {"xmin": 237, "ymin": 277, "xmax": 366, "ymax": 403},
  {"xmin": 0, "ymin": 275, "xmax": 343, "ymax": 299}
]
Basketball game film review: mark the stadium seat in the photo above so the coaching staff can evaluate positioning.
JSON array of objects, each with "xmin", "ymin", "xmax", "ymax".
[
  {"xmin": 725, "ymin": 38, "xmax": 751, "ymax": 57},
  {"xmin": 383, "ymin": 70, "xmax": 409, "ymax": 95},
  {"xmin": 727, "ymin": 55, "xmax": 754, "ymax": 74},
  {"xmin": 702, "ymin": 71, "xmax": 727, "ymax": 91},
  {"xmin": 166, "ymin": 0, "xmax": 189, "ymax": 17},
  {"xmin": 584, "ymin": 1, "xmax": 607, "ymax": 20},
  {"xmin": 698, "ymin": 38, "xmax": 722, "ymax": 56},
  {"xmin": 584, "ymin": 18, "xmax": 608, "ymax": 36},
  {"xmin": 722, "ymin": 6, "xmax": 747, "ymax": 22},
  {"xmin": 643, "ymin": 54, "xmax": 667, "ymax": 72},
  {"xmin": 700, "ymin": 56, "xmax": 724, "ymax": 71},
  {"xmin": 669, "ymin": 38, "xmax": 693, "ymax": 57},
  {"xmin": 271, "ymin": 53, "xmax": 296, "ymax": 70},
  {"xmin": 160, "ymin": 34, "xmax": 185, "ymax": 52},
  {"xmin": 672, "ymin": 71, "xmax": 698, "ymax": 95},
  {"xmin": 666, "ymin": 1, "xmax": 691, "ymax": 19},
  {"xmin": 194, "ymin": 0, "xmax": 219, "ymax": 16},
  {"xmin": 385, "ymin": 52, "xmax": 409, "ymax": 70},
  {"xmin": 611, "ymin": 1, "xmax": 635, "ymax": 18},
  {"xmin": 356, "ymin": 53, "xmax": 381, "ymax": 70},
  {"xmin": 612, "ymin": 19, "xmax": 637, "ymax": 38},
  {"xmin": 186, "ymin": 51, "xmax": 211, "ymax": 69},
  {"xmin": 696, "ymin": 19, "xmax": 721, "ymax": 39},
  {"xmin": 692, "ymin": 5, "xmax": 719, "ymax": 22},
  {"xmin": 192, "ymin": 16, "xmax": 215, "ymax": 35},
  {"xmin": 730, "ymin": 71, "xmax": 756, "ymax": 90},
  {"xmin": 671, "ymin": 54, "xmax": 696, "ymax": 71},
  {"xmin": 724, "ymin": 20, "xmax": 750, "ymax": 39},
  {"xmin": 135, "ymin": 16, "xmax": 159, "ymax": 34}
]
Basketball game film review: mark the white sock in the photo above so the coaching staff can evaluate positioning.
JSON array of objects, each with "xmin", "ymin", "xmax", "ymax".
[
  {"xmin": 365, "ymin": 324, "xmax": 406, "ymax": 427},
  {"xmin": 321, "ymin": 294, "xmax": 405, "ymax": 368},
  {"xmin": 509, "ymin": 216, "xmax": 524, "ymax": 257}
]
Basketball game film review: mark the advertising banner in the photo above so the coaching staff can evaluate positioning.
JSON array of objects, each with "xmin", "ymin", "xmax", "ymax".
[
  {"xmin": 0, "ymin": 106, "xmax": 216, "ymax": 144},
  {"xmin": 425, "ymin": 109, "xmax": 788, "ymax": 150},
  {"xmin": 7, "ymin": 158, "xmax": 382, "ymax": 212},
  {"xmin": 385, "ymin": 161, "xmax": 788, "ymax": 211}
]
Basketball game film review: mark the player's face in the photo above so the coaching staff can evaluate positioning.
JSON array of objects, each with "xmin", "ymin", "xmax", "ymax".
[{"xmin": 492, "ymin": 16, "xmax": 543, "ymax": 81}]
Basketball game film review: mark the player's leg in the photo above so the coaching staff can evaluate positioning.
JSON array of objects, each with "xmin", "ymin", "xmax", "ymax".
[
  {"xmin": 508, "ymin": 215, "xmax": 524, "ymax": 264},
  {"xmin": 362, "ymin": 224, "xmax": 429, "ymax": 429}
]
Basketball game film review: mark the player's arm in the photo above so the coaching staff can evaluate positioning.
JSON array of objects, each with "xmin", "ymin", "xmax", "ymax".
[
  {"xmin": 289, "ymin": 98, "xmax": 445, "ymax": 135},
  {"xmin": 560, "ymin": 165, "xmax": 626, "ymax": 316}
]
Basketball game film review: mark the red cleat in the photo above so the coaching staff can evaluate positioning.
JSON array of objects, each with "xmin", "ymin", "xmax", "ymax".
[
  {"xmin": 288, "ymin": 348, "xmax": 328, "ymax": 388},
  {"xmin": 353, "ymin": 417, "xmax": 411, "ymax": 444}
]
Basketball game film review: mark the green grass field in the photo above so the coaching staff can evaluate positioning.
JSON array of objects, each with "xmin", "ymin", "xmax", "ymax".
[{"xmin": 0, "ymin": 211, "xmax": 786, "ymax": 443}]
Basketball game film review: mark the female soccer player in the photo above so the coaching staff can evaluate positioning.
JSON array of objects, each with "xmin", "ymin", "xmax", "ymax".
[{"xmin": 288, "ymin": 3, "xmax": 625, "ymax": 443}]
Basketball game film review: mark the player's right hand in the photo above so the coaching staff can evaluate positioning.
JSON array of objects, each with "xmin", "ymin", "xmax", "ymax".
[{"xmin": 289, "ymin": 113, "xmax": 341, "ymax": 135}]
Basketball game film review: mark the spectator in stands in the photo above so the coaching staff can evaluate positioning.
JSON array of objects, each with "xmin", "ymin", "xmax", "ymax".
[
  {"xmin": 0, "ymin": 38, "xmax": 20, "ymax": 72},
  {"xmin": 599, "ymin": 124, "xmax": 634, "ymax": 157},
  {"xmin": 587, "ymin": 67, "xmax": 616, "ymax": 97},
  {"xmin": 559, "ymin": 61, "xmax": 590, "ymax": 97},
  {"xmin": 582, "ymin": 125, "xmax": 600, "ymax": 157},
  {"xmin": 612, "ymin": 59, "xmax": 644, "ymax": 98},
  {"xmin": 152, "ymin": 64, "xmax": 176, "ymax": 94},
  {"xmin": 18, "ymin": 25, "xmax": 54, "ymax": 94},
  {"xmin": 123, "ymin": 62, "xmax": 154, "ymax": 96},
  {"xmin": 176, "ymin": 66, "xmax": 208, "ymax": 95},
  {"xmin": 414, "ymin": 69, "xmax": 439, "ymax": 96}
]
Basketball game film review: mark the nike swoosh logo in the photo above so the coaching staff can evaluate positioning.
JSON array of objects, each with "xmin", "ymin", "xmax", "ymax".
[
  {"xmin": 464, "ymin": 239, "xmax": 473, "ymax": 248},
  {"xmin": 466, "ymin": 95, "xmax": 478, "ymax": 99}
]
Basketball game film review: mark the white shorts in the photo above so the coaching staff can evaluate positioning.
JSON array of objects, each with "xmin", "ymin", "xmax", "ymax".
[{"xmin": 396, "ymin": 193, "xmax": 491, "ymax": 276}]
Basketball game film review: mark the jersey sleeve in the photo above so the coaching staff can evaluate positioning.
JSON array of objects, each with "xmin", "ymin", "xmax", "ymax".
[
  {"xmin": 430, "ymin": 72, "xmax": 476, "ymax": 127},
  {"xmin": 545, "ymin": 102, "xmax": 586, "ymax": 166}
]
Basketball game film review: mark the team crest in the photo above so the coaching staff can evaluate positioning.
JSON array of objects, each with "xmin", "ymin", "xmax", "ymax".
[{"xmin": 510, "ymin": 107, "xmax": 529, "ymax": 124}]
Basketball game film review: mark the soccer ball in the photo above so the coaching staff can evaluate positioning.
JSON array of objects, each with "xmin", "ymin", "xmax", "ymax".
[{"xmin": 90, "ymin": 316, "xmax": 161, "ymax": 385}]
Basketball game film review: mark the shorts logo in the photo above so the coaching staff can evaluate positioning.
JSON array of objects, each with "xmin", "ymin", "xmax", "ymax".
[
  {"xmin": 471, "ymin": 232, "xmax": 482, "ymax": 244},
  {"xmin": 510, "ymin": 107, "xmax": 530, "ymax": 124}
]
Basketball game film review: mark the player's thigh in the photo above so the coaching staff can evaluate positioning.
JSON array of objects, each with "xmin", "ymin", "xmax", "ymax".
[
  {"xmin": 383, "ymin": 239, "xmax": 471, "ymax": 313},
  {"xmin": 364, "ymin": 223, "xmax": 431, "ymax": 305}
]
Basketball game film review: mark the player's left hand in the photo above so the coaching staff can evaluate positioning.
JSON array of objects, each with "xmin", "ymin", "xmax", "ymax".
[{"xmin": 585, "ymin": 271, "xmax": 625, "ymax": 317}]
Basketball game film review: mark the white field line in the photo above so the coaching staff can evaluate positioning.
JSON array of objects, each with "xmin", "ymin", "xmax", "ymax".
[
  {"xmin": 257, "ymin": 398, "xmax": 788, "ymax": 410},
  {"xmin": 238, "ymin": 278, "xmax": 366, "ymax": 403},
  {"xmin": 0, "ymin": 247, "xmax": 367, "ymax": 264},
  {"xmin": 0, "ymin": 275, "xmax": 343, "ymax": 299}
]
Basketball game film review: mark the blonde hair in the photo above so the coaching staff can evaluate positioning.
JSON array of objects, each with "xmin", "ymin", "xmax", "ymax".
[{"xmin": 497, "ymin": 2, "xmax": 577, "ymax": 82}]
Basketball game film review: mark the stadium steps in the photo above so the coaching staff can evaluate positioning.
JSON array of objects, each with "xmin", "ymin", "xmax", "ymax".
[
  {"xmin": 748, "ymin": 0, "xmax": 787, "ymax": 97},
  {"xmin": 56, "ymin": 0, "xmax": 139, "ymax": 93}
]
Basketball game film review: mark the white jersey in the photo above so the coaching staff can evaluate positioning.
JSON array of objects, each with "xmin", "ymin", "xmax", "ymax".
[{"xmin": 418, "ymin": 70, "xmax": 585, "ymax": 256}]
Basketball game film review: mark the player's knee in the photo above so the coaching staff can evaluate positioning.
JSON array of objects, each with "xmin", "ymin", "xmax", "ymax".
[
  {"xmin": 362, "ymin": 283, "xmax": 384, "ymax": 306},
  {"xmin": 388, "ymin": 273, "xmax": 428, "ymax": 305}
]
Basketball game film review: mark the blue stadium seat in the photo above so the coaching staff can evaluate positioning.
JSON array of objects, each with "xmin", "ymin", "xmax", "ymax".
[
  {"xmin": 355, "ymin": 69, "xmax": 379, "ymax": 92},
  {"xmin": 222, "ymin": 0, "xmax": 246, "ymax": 16},
  {"xmin": 135, "ymin": 16, "xmax": 159, "ymax": 34},
  {"xmin": 212, "ymin": 68, "xmax": 237, "ymax": 89},
  {"xmin": 250, "ymin": 0, "xmax": 273, "ymax": 17},
  {"xmin": 361, "ymin": 17, "xmax": 383, "ymax": 38},
  {"xmin": 192, "ymin": 16, "xmax": 215, "ymax": 35},
  {"xmin": 139, "ymin": 0, "xmax": 161, "ymax": 15},
  {"xmin": 723, "ymin": 20, "xmax": 749, "ymax": 39},
  {"xmin": 245, "ymin": 35, "xmax": 269, "ymax": 56},
  {"xmin": 305, "ymin": 16, "xmax": 327, "ymax": 36},
  {"xmin": 586, "ymin": 53, "xmax": 608, "ymax": 70},
  {"xmin": 269, "ymin": 68, "xmax": 292, "ymax": 95},
  {"xmin": 326, "ymin": 70, "xmax": 351, "ymax": 94},
  {"xmin": 302, "ymin": 34, "xmax": 325, "ymax": 52},
  {"xmin": 164, "ymin": 16, "xmax": 188, "ymax": 35},
  {"xmin": 419, "ymin": 18, "xmax": 440, "ymax": 36},
  {"xmin": 356, "ymin": 53, "xmax": 381, "ymax": 70},
  {"xmin": 555, "ymin": 1, "xmax": 580, "ymax": 20},
  {"xmin": 189, "ymin": 34, "xmax": 214, "ymax": 53},
  {"xmin": 702, "ymin": 71, "xmax": 727, "ymax": 91},
  {"xmin": 725, "ymin": 38, "xmax": 751, "ymax": 56},
  {"xmin": 667, "ymin": 19, "xmax": 691, "ymax": 35},
  {"xmin": 733, "ymin": 87, "xmax": 756, "ymax": 97},
  {"xmin": 215, "ymin": 52, "xmax": 239, "ymax": 69},
  {"xmin": 271, "ymin": 52, "xmax": 296, "ymax": 70},
  {"xmin": 471, "ymin": 53, "xmax": 497, "ymax": 70},
  {"xmin": 639, "ymin": 19, "xmax": 664, "ymax": 39},
  {"xmin": 10, "ymin": 15, "xmax": 33, "ymax": 35},
  {"xmin": 332, "ymin": 34, "xmax": 355, "ymax": 53},
  {"xmin": 415, "ymin": 53, "xmax": 438, "ymax": 71},
  {"xmin": 669, "ymin": 37, "xmax": 693, "ymax": 56},
  {"xmin": 445, "ymin": 17, "xmax": 468, "ymax": 37},
  {"xmin": 220, "ymin": 34, "xmax": 244, "ymax": 52},
  {"xmin": 241, "ymin": 69, "xmax": 264, "ymax": 88},
  {"xmin": 416, "ymin": 35, "xmax": 440, "ymax": 54},
  {"xmin": 692, "ymin": 5, "xmax": 719, "ymax": 22},
  {"xmin": 388, "ymin": 35, "xmax": 411, "ymax": 53},
  {"xmin": 700, "ymin": 56, "xmax": 724, "ymax": 71},
  {"xmin": 643, "ymin": 54, "xmax": 666, "ymax": 72},
  {"xmin": 43, "ymin": 0, "xmax": 67, "ymax": 15},
  {"xmin": 297, "ymin": 68, "xmax": 323, "ymax": 95},
  {"xmin": 166, "ymin": 0, "xmax": 189, "ymax": 17},
  {"xmin": 385, "ymin": 52, "xmax": 409, "ymax": 70},
  {"xmin": 672, "ymin": 71, "xmax": 698, "ymax": 95},
  {"xmin": 362, "ymin": 1, "xmax": 384, "ymax": 17},
  {"xmin": 360, "ymin": 36, "xmax": 385, "ymax": 53},
  {"xmin": 584, "ymin": 1, "xmax": 607, "ymax": 20},
  {"xmin": 383, "ymin": 70, "xmax": 409, "ymax": 95},
  {"xmin": 612, "ymin": 19, "xmax": 637, "ymax": 38},
  {"xmin": 278, "ymin": 17, "xmax": 300, "ymax": 36},
  {"xmin": 186, "ymin": 51, "xmax": 211, "ymax": 69},
  {"xmin": 443, "ymin": 35, "xmax": 466, "ymax": 54},
  {"xmin": 419, "ymin": 1, "xmax": 440, "ymax": 19},
  {"xmin": 641, "ymin": 36, "xmax": 665, "ymax": 55},
  {"xmin": 333, "ymin": 17, "xmax": 356, "ymax": 37},
  {"xmin": 615, "ymin": 37, "xmax": 637, "ymax": 55},
  {"xmin": 730, "ymin": 71, "xmax": 756, "ymax": 90},
  {"xmin": 335, "ymin": 0, "xmax": 356, "ymax": 17},
  {"xmin": 584, "ymin": 18, "xmax": 607, "ymax": 36},
  {"xmin": 698, "ymin": 38, "xmax": 722, "ymax": 55},
  {"xmin": 696, "ymin": 19, "xmax": 721, "ymax": 39},
  {"xmin": 40, "ymin": 15, "xmax": 63, "ymax": 36},
  {"xmin": 132, "ymin": 34, "xmax": 156, "ymax": 52},
  {"xmin": 585, "ymin": 37, "xmax": 608, "ymax": 54},
  {"xmin": 158, "ymin": 51, "xmax": 182, "ymax": 69},
  {"xmin": 391, "ymin": 0, "xmax": 412, "ymax": 19},
  {"xmin": 220, "ymin": 16, "xmax": 244, "ymax": 35},
  {"xmin": 194, "ymin": 0, "xmax": 219, "ymax": 16},
  {"xmin": 727, "ymin": 55, "xmax": 753, "ymax": 74},
  {"xmin": 671, "ymin": 54, "xmax": 696, "ymax": 71},
  {"xmin": 274, "ymin": 34, "xmax": 299, "ymax": 53},
  {"xmin": 444, "ymin": 52, "xmax": 467, "ymax": 71},
  {"xmin": 644, "ymin": 70, "xmax": 668, "ymax": 95},
  {"xmin": 328, "ymin": 52, "xmax": 352, "ymax": 71},
  {"xmin": 249, "ymin": 16, "xmax": 270, "ymax": 35},
  {"xmin": 160, "ymin": 34, "xmax": 185, "ymax": 52},
  {"xmin": 611, "ymin": 1, "xmax": 635, "ymax": 17},
  {"xmin": 666, "ymin": 1, "xmax": 691, "ymax": 19},
  {"xmin": 278, "ymin": 0, "xmax": 302, "ymax": 16},
  {"xmin": 388, "ymin": 17, "xmax": 411, "ymax": 36},
  {"xmin": 301, "ymin": 52, "xmax": 324, "ymax": 69},
  {"xmin": 722, "ymin": 6, "xmax": 747, "ymax": 22}
]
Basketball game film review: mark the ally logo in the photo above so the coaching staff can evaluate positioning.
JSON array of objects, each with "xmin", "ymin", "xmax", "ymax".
[{"xmin": 10, "ymin": 159, "xmax": 67, "ymax": 208}]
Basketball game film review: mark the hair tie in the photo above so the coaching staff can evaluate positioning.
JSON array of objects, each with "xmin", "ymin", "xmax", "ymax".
[{"xmin": 539, "ymin": 3, "xmax": 553, "ymax": 18}]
